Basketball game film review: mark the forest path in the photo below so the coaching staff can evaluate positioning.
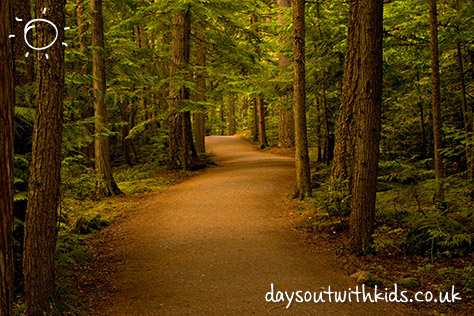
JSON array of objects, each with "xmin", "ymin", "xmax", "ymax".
[{"xmin": 94, "ymin": 136, "xmax": 411, "ymax": 316}]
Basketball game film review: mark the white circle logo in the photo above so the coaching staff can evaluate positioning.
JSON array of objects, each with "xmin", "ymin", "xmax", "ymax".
[
  {"xmin": 9, "ymin": 7, "xmax": 69, "ymax": 60},
  {"xmin": 24, "ymin": 18, "xmax": 59, "ymax": 51}
]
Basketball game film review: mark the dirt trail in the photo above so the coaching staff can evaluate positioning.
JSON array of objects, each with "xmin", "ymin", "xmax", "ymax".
[{"xmin": 93, "ymin": 136, "xmax": 412, "ymax": 316}]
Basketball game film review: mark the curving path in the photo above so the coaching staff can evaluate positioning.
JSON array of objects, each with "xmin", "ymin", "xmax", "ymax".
[{"xmin": 94, "ymin": 136, "xmax": 413, "ymax": 316}]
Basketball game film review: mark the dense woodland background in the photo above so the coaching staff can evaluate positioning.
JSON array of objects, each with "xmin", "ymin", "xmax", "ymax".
[{"xmin": 1, "ymin": 0, "xmax": 474, "ymax": 315}]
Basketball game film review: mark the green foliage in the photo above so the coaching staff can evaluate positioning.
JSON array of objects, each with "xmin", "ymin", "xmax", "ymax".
[
  {"xmin": 406, "ymin": 211, "xmax": 473, "ymax": 258},
  {"xmin": 72, "ymin": 215, "xmax": 111, "ymax": 235},
  {"xmin": 114, "ymin": 163, "xmax": 172, "ymax": 194},
  {"xmin": 378, "ymin": 160, "xmax": 435, "ymax": 185},
  {"xmin": 375, "ymin": 172, "xmax": 474, "ymax": 259},
  {"xmin": 372, "ymin": 225, "xmax": 405, "ymax": 254},
  {"xmin": 61, "ymin": 157, "xmax": 96, "ymax": 200},
  {"xmin": 303, "ymin": 180, "xmax": 350, "ymax": 232},
  {"xmin": 438, "ymin": 265, "xmax": 474, "ymax": 300}
]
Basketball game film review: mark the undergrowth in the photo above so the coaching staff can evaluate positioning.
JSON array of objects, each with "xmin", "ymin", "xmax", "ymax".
[
  {"xmin": 301, "ymin": 159, "xmax": 474, "ymax": 309},
  {"xmin": 13, "ymin": 162, "xmax": 185, "ymax": 315}
]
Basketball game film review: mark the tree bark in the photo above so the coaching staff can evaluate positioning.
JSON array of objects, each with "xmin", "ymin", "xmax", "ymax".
[
  {"xmin": 348, "ymin": 0, "xmax": 383, "ymax": 254},
  {"xmin": 331, "ymin": 1, "xmax": 358, "ymax": 194},
  {"xmin": 322, "ymin": 80, "xmax": 331, "ymax": 165},
  {"xmin": 316, "ymin": 97, "xmax": 323, "ymax": 162},
  {"xmin": 228, "ymin": 94, "xmax": 236, "ymax": 135},
  {"xmin": 161, "ymin": 24, "xmax": 170, "ymax": 128},
  {"xmin": 417, "ymin": 72, "xmax": 429, "ymax": 159},
  {"xmin": 121, "ymin": 103, "xmax": 134, "ymax": 165},
  {"xmin": 76, "ymin": 0, "xmax": 87, "ymax": 50},
  {"xmin": 0, "ymin": 1, "xmax": 15, "ymax": 314},
  {"xmin": 76, "ymin": 0, "xmax": 94, "ymax": 164},
  {"xmin": 258, "ymin": 97, "xmax": 268, "ymax": 148},
  {"xmin": 23, "ymin": 1, "xmax": 65, "ymax": 314},
  {"xmin": 91, "ymin": 0, "xmax": 122, "ymax": 197},
  {"xmin": 277, "ymin": 0, "xmax": 295, "ymax": 148},
  {"xmin": 293, "ymin": 0, "xmax": 311, "ymax": 199},
  {"xmin": 193, "ymin": 23, "xmax": 206, "ymax": 153},
  {"xmin": 456, "ymin": 43, "xmax": 473, "ymax": 179},
  {"xmin": 219, "ymin": 101, "xmax": 225, "ymax": 136},
  {"xmin": 169, "ymin": 8, "xmax": 196, "ymax": 170},
  {"xmin": 252, "ymin": 98, "xmax": 259, "ymax": 141},
  {"xmin": 429, "ymin": 0, "xmax": 444, "ymax": 202}
]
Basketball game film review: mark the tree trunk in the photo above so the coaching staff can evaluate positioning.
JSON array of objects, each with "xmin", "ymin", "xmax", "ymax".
[
  {"xmin": 277, "ymin": 0, "xmax": 295, "ymax": 148},
  {"xmin": 169, "ymin": 8, "xmax": 196, "ymax": 170},
  {"xmin": 91, "ymin": 0, "xmax": 122, "ymax": 197},
  {"xmin": 136, "ymin": 0, "xmax": 149, "ymax": 50},
  {"xmin": 121, "ymin": 103, "xmax": 133, "ymax": 165},
  {"xmin": 456, "ymin": 43, "xmax": 473, "ymax": 179},
  {"xmin": 76, "ymin": 0, "xmax": 94, "ymax": 164},
  {"xmin": 0, "ymin": 2, "xmax": 15, "ymax": 314},
  {"xmin": 219, "ymin": 101, "xmax": 225, "ymax": 136},
  {"xmin": 193, "ymin": 23, "xmax": 206, "ymax": 153},
  {"xmin": 183, "ymin": 111, "xmax": 198, "ymax": 168},
  {"xmin": 331, "ymin": 1, "xmax": 358, "ymax": 194},
  {"xmin": 252, "ymin": 98, "xmax": 259, "ymax": 141},
  {"xmin": 429, "ymin": 0, "xmax": 444, "ymax": 202},
  {"xmin": 316, "ymin": 97, "xmax": 323, "ymax": 162},
  {"xmin": 23, "ymin": 1, "xmax": 65, "ymax": 314},
  {"xmin": 315, "ymin": 1, "xmax": 331, "ymax": 165},
  {"xmin": 168, "ymin": 12, "xmax": 183, "ymax": 168},
  {"xmin": 258, "ymin": 97, "xmax": 268, "ymax": 148},
  {"xmin": 161, "ymin": 24, "xmax": 170, "ymax": 128},
  {"xmin": 76, "ymin": 0, "xmax": 87, "ymax": 50},
  {"xmin": 322, "ymin": 83, "xmax": 331, "ymax": 165},
  {"xmin": 348, "ymin": 0, "xmax": 383, "ymax": 254},
  {"xmin": 416, "ymin": 72, "xmax": 429, "ymax": 159},
  {"xmin": 293, "ymin": 0, "xmax": 311, "ymax": 199},
  {"xmin": 228, "ymin": 94, "xmax": 236, "ymax": 135},
  {"xmin": 278, "ymin": 101, "xmax": 295, "ymax": 147}
]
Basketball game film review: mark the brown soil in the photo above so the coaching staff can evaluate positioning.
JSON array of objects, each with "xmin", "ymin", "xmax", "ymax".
[{"xmin": 80, "ymin": 136, "xmax": 419, "ymax": 315}]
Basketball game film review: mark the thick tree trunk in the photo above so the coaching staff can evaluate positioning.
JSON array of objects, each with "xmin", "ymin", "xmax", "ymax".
[
  {"xmin": 91, "ymin": 0, "xmax": 122, "ymax": 197},
  {"xmin": 258, "ymin": 97, "xmax": 268, "ymax": 148},
  {"xmin": 278, "ymin": 102, "xmax": 295, "ymax": 147},
  {"xmin": 23, "ymin": 1, "xmax": 65, "ymax": 314},
  {"xmin": 183, "ymin": 111, "xmax": 198, "ymax": 169},
  {"xmin": 168, "ymin": 114, "xmax": 183, "ymax": 168},
  {"xmin": 277, "ymin": 0, "xmax": 295, "ymax": 148},
  {"xmin": 0, "ymin": 2, "xmax": 15, "ymax": 315},
  {"xmin": 193, "ymin": 24, "xmax": 206, "ymax": 153},
  {"xmin": 348, "ymin": 0, "xmax": 383, "ymax": 254},
  {"xmin": 429, "ymin": 0, "xmax": 444, "ymax": 202},
  {"xmin": 331, "ymin": 1, "xmax": 358, "ymax": 194},
  {"xmin": 169, "ymin": 8, "xmax": 196, "ymax": 170},
  {"xmin": 228, "ymin": 94, "xmax": 236, "ymax": 135},
  {"xmin": 293, "ymin": 0, "xmax": 311, "ymax": 199}
]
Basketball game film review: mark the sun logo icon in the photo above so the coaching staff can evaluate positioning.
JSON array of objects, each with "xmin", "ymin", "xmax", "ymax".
[{"xmin": 9, "ymin": 7, "xmax": 69, "ymax": 59}]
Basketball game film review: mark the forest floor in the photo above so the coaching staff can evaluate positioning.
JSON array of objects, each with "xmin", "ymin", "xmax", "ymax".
[{"xmin": 77, "ymin": 135, "xmax": 423, "ymax": 316}]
